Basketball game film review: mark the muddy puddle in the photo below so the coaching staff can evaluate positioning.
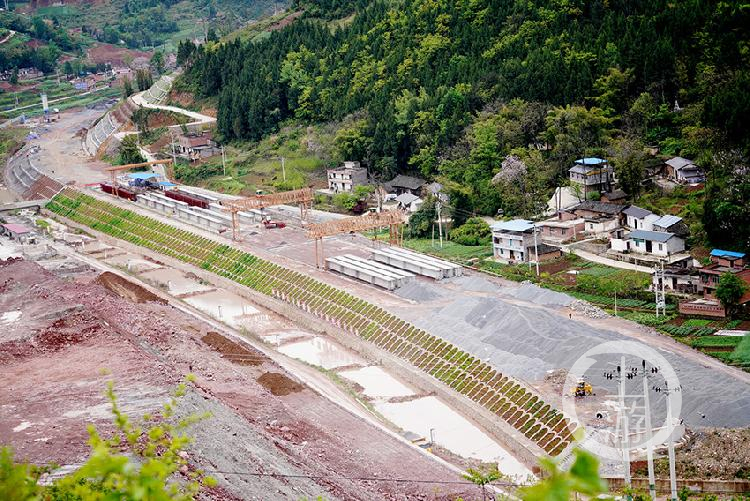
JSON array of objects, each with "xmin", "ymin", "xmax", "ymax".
[
  {"xmin": 259, "ymin": 329, "xmax": 313, "ymax": 346},
  {"xmin": 278, "ymin": 337, "xmax": 366, "ymax": 370},
  {"xmin": 375, "ymin": 396, "xmax": 532, "ymax": 479},
  {"xmin": 139, "ymin": 268, "xmax": 213, "ymax": 296},
  {"xmin": 104, "ymin": 253, "xmax": 161, "ymax": 272},
  {"xmin": 339, "ymin": 366, "xmax": 414, "ymax": 398},
  {"xmin": 184, "ymin": 290, "xmax": 260, "ymax": 327}
]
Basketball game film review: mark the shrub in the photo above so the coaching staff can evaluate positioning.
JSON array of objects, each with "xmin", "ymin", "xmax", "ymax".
[{"xmin": 449, "ymin": 217, "xmax": 491, "ymax": 246}]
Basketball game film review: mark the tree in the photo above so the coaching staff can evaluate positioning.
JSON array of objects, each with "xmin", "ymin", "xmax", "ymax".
[
  {"xmin": 610, "ymin": 137, "xmax": 647, "ymax": 199},
  {"xmin": 462, "ymin": 464, "xmax": 503, "ymax": 501},
  {"xmin": 151, "ymin": 50, "xmax": 165, "ymax": 74},
  {"xmin": 9, "ymin": 67, "xmax": 18, "ymax": 85},
  {"xmin": 518, "ymin": 448, "xmax": 607, "ymax": 500},
  {"xmin": 449, "ymin": 217, "xmax": 490, "ymax": 246},
  {"xmin": 136, "ymin": 68, "xmax": 154, "ymax": 91},
  {"xmin": 716, "ymin": 272, "xmax": 747, "ymax": 318},
  {"xmin": 408, "ymin": 197, "xmax": 437, "ymax": 238},
  {"xmin": 118, "ymin": 134, "xmax": 146, "ymax": 165},
  {"xmin": 122, "ymin": 76, "xmax": 134, "ymax": 98}
]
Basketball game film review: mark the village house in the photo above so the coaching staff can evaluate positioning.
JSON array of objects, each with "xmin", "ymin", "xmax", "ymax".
[
  {"xmin": 665, "ymin": 157, "xmax": 705, "ymax": 185},
  {"xmin": 0, "ymin": 223, "xmax": 35, "ymax": 244},
  {"xmin": 600, "ymin": 189, "xmax": 627, "ymax": 204},
  {"xmin": 568, "ymin": 157, "xmax": 613, "ymax": 198},
  {"xmin": 570, "ymin": 201, "xmax": 627, "ymax": 238},
  {"xmin": 491, "ymin": 219, "xmax": 538, "ymax": 264},
  {"xmin": 623, "ymin": 205, "xmax": 659, "ymax": 231},
  {"xmin": 679, "ymin": 250, "xmax": 750, "ymax": 317},
  {"xmin": 177, "ymin": 132, "xmax": 219, "ymax": 161},
  {"xmin": 385, "ymin": 174, "xmax": 427, "ymax": 196},
  {"xmin": 624, "ymin": 229, "xmax": 686, "ymax": 257},
  {"xmin": 394, "ymin": 193, "xmax": 423, "ymax": 213},
  {"xmin": 538, "ymin": 210, "xmax": 586, "ymax": 244},
  {"xmin": 652, "ymin": 263, "xmax": 701, "ymax": 295},
  {"xmin": 327, "ymin": 161, "xmax": 368, "ymax": 193}
]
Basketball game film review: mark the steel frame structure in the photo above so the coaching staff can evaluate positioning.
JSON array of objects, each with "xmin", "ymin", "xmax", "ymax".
[{"xmin": 221, "ymin": 187, "xmax": 314, "ymax": 240}]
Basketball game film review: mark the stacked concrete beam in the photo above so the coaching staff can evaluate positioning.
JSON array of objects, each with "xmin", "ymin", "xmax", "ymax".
[
  {"xmin": 371, "ymin": 246, "xmax": 463, "ymax": 280},
  {"xmin": 326, "ymin": 254, "xmax": 415, "ymax": 290}
]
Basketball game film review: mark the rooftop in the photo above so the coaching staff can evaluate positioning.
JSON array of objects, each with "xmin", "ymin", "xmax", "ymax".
[
  {"xmin": 574, "ymin": 157, "xmax": 608, "ymax": 165},
  {"xmin": 387, "ymin": 174, "xmax": 426, "ymax": 191},
  {"xmin": 665, "ymin": 156, "xmax": 696, "ymax": 170},
  {"xmin": 711, "ymin": 249, "xmax": 746, "ymax": 259},
  {"xmin": 652, "ymin": 214, "xmax": 683, "ymax": 228},
  {"xmin": 1, "ymin": 223, "xmax": 31, "ymax": 234},
  {"xmin": 623, "ymin": 205, "xmax": 652, "ymax": 218},
  {"xmin": 573, "ymin": 201, "xmax": 628, "ymax": 215},
  {"xmin": 628, "ymin": 229, "xmax": 677, "ymax": 243},
  {"xmin": 395, "ymin": 193, "xmax": 420, "ymax": 205},
  {"xmin": 127, "ymin": 172, "xmax": 159, "ymax": 180},
  {"xmin": 491, "ymin": 219, "xmax": 535, "ymax": 233}
]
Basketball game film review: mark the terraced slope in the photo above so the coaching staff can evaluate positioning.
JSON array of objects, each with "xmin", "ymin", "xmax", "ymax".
[{"xmin": 46, "ymin": 188, "xmax": 577, "ymax": 456}]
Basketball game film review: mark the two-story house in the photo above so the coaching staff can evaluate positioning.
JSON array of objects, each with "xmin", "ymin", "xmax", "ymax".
[
  {"xmin": 491, "ymin": 219, "xmax": 537, "ymax": 264},
  {"xmin": 665, "ymin": 157, "xmax": 705, "ymax": 185},
  {"xmin": 568, "ymin": 157, "xmax": 613, "ymax": 198},
  {"xmin": 327, "ymin": 161, "xmax": 368, "ymax": 193}
]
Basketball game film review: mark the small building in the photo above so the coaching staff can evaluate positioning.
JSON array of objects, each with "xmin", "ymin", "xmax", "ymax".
[
  {"xmin": 491, "ymin": 219, "xmax": 538, "ymax": 264},
  {"xmin": 652, "ymin": 266, "xmax": 701, "ymax": 294},
  {"xmin": 600, "ymin": 189, "xmax": 627, "ymax": 204},
  {"xmin": 395, "ymin": 193, "xmax": 423, "ymax": 213},
  {"xmin": 568, "ymin": 158, "xmax": 613, "ymax": 197},
  {"xmin": 627, "ymin": 229, "xmax": 685, "ymax": 256},
  {"xmin": 1, "ymin": 223, "xmax": 34, "ymax": 244},
  {"xmin": 177, "ymin": 132, "xmax": 218, "ymax": 161},
  {"xmin": 709, "ymin": 249, "xmax": 745, "ymax": 269},
  {"xmin": 386, "ymin": 174, "xmax": 427, "ymax": 196},
  {"xmin": 665, "ymin": 157, "xmax": 704, "ymax": 185},
  {"xmin": 327, "ymin": 161, "xmax": 368, "ymax": 193},
  {"xmin": 652, "ymin": 214, "xmax": 689, "ymax": 238},
  {"xmin": 680, "ymin": 250, "xmax": 750, "ymax": 317},
  {"xmin": 623, "ymin": 206, "xmax": 659, "ymax": 231},
  {"xmin": 539, "ymin": 211, "xmax": 586, "ymax": 244},
  {"xmin": 571, "ymin": 201, "xmax": 628, "ymax": 222}
]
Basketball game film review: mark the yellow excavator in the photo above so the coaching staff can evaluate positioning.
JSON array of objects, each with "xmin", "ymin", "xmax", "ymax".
[{"xmin": 572, "ymin": 377, "xmax": 593, "ymax": 397}]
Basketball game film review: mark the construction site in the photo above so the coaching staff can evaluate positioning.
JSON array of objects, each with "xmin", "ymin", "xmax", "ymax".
[{"xmin": 2, "ymin": 73, "xmax": 750, "ymax": 499}]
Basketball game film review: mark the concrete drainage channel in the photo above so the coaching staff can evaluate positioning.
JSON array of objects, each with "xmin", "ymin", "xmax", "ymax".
[{"xmin": 51, "ymin": 217, "xmax": 536, "ymax": 482}]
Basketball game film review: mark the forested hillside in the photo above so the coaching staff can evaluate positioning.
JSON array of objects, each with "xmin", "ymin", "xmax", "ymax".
[{"xmin": 179, "ymin": 0, "xmax": 750, "ymax": 251}]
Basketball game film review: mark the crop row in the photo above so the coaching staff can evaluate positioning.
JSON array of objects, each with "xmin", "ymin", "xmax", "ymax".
[
  {"xmin": 47, "ymin": 188, "xmax": 577, "ymax": 455},
  {"xmin": 660, "ymin": 325, "xmax": 716, "ymax": 337}
]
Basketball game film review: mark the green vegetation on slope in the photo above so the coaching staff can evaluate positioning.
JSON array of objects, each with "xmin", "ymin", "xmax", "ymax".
[{"xmin": 179, "ymin": 0, "xmax": 750, "ymax": 252}]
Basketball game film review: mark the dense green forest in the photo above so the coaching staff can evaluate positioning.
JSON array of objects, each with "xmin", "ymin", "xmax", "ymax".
[
  {"xmin": 0, "ymin": 12, "xmax": 81, "ymax": 72},
  {"xmin": 180, "ymin": 0, "xmax": 750, "ymax": 252}
]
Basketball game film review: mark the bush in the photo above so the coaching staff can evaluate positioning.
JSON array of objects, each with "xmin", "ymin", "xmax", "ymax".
[
  {"xmin": 333, "ymin": 192, "xmax": 359, "ymax": 211},
  {"xmin": 449, "ymin": 217, "xmax": 491, "ymax": 246}
]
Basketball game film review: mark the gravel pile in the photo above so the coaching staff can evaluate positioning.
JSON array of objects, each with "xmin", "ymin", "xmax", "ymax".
[
  {"xmin": 569, "ymin": 299, "xmax": 609, "ymax": 319},
  {"xmin": 394, "ymin": 280, "xmax": 444, "ymax": 302},
  {"xmin": 509, "ymin": 281, "xmax": 573, "ymax": 307}
]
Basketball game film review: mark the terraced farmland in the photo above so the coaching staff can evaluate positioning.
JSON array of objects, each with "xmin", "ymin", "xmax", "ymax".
[{"xmin": 46, "ymin": 187, "xmax": 577, "ymax": 456}]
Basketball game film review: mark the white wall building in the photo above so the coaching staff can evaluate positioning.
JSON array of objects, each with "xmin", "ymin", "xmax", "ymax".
[
  {"xmin": 627, "ymin": 229, "xmax": 685, "ymax": 256},
  {"xmin": 623, "ymin": 205, "xmax": 659, "ymax": 231},
  {"xmin": 491, "ymin": 219, "xmax": 537, "ymax": 264},
  {"xmin": 327, "ymin": 161, "xmax": 368, "ymax": 193}
]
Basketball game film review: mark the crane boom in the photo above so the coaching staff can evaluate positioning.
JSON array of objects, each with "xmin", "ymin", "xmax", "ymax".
[{"xmin": 221, "ymin": 187, "xmax": 315, "ymax": 240}]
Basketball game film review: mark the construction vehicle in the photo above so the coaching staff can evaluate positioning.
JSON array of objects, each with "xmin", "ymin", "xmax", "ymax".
[
  {"xmin": 261, "ymin": 215, "xmax": 286, "ymax": 229},
  {"xmin": 572, "ymin": 377, "xmax": 593, "ymax": 397}
]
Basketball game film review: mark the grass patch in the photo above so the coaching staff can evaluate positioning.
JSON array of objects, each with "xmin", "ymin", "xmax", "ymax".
[
  {"xmin": 691, "ymin": 336, "xmax": 744, "ymax": 348},
  {"xmin": 403, "ymin": 238, "xmax": 494, "ymax": 264},
  {"xmin": 730, "ymin": 335, "xmax": 750, "ymax": 366}
]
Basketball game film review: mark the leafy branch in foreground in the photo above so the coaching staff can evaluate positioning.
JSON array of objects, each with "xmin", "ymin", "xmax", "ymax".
[{"xmin": 1, "ymin": 376, "xmax": 214, "ymax": 500}]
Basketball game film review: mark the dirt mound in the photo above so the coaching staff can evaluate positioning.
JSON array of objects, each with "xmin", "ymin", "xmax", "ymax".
[
  {"xmin": 0, "ymin": 312, "xmax": 103, "ymax": 363},
  {"xmin": 257, "ymin": 372, "xmax": 304, "ymax": 396},
  {"xmin": 95, "ymin": 272, "xmax": 167, "ymax": 304},
  {"xmin": 201, "ymin": 331, "xmax": 265, "ymax": 366}
]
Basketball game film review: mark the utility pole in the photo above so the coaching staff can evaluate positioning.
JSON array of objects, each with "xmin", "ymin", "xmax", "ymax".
[
  {"xmin": 618, "ymin": 359, "xmax": 632, "ymax": 497},
  {"xmin": 436, "ymin": 201, "xmax": 443, "ymax": 249},
  {"xmin": 281, "ymin": 156, "xmax": 286, "ymax": 181},
  {"xmin": 664, "ymin": 382, "xmax": 679, "ymax": 501},
  {"xmin": 642, "ymin": 360, "xmax": 657, "ymax": 501},
  {"xmin": 533, "ymin": 222, "xmax": 540, "ymax": 276},
  {"xmin": 222, "ymin": 145, "xmax": 227, "ymax": 176},
  {"xmin": 654, "ymin": 261, "xmax": 666, "ymax": 318}
]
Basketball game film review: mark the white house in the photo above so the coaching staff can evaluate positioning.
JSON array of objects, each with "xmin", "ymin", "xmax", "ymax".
[
  {"xmin": 327, "ymin": 161, "xmax": 368, "ymax": 193},
  {"xmin": 395, "ymin": 193, "xmax": 423, "ymax": 213},
  {"xmin": 627, "ymin": 229, "xmax": 685, "ymax": 257},
  {"xmin": 665, "ymin": 157, "xmax": 704, "ymax": 185},
  {"xmin": 623, "ymin": 206, "xmax": 659, "ymax": 231},
  {"xmin": 491, "ymin": 219, "xmax": 538, "ymax": 264}
]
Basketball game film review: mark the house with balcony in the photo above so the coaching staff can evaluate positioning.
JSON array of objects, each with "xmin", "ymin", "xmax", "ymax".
[
  {"xmin": 568, "ymin": 157, "xmax": 613, "ymax": 198},
  {"xmin": 327, "ymin": 161, "xmax": 368, "ymax": 193},
  {"xmin": 491, "ymin": 219, "xmax": 538, "ymax": 264}
]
